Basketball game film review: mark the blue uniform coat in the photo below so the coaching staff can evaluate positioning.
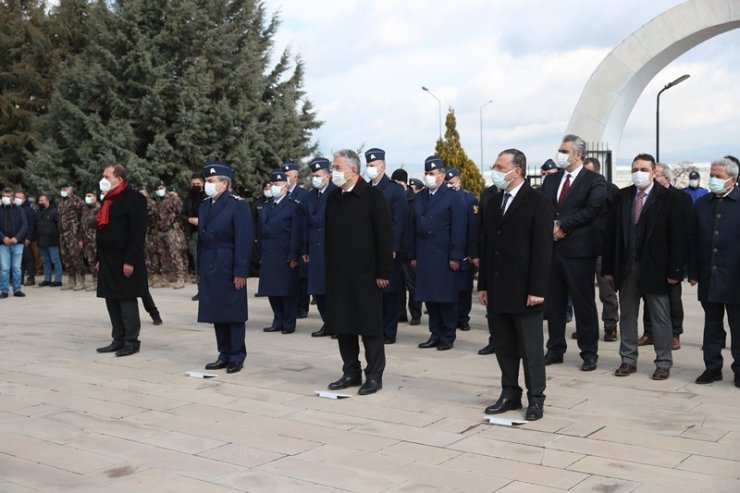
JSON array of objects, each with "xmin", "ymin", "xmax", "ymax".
[
  {"xmin": 410, "ymin": 184, "xmax": 467, "ymax": 303},
  {"xmin": 288, "ymin": 185, "xmax": 311, "ymax": 278},
  {"xmin": 197, "ymin": 192, "xmax": 253, "ymax": 323},
  {"xmin": 373, "ymin": 175, "xmax": 407, "ymax": 293},
  {"xmin": 257, "ymin": 195, "xmax": 304, "ymax": 296},
  {"xmin": 457, "ymin": 189, "xmax": 479, "ymax": 292},
  {"xmin": 304, "ymin": 183, "xmax": 336, "ymax": 295}
]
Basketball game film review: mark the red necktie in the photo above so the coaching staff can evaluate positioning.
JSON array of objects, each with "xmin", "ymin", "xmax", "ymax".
[
  {"xmin": 557, "ymin": 174, "xmax": 571, "ymax": 206},
  {"xmin": 632, "ymin": 190, "xmax": 645, "ymax": 224}
]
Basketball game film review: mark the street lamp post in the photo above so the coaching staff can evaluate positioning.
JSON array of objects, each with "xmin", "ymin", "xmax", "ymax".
[
  {"xmin": 656, "ymin": 74, "xmax": 690, "ymax": 163},
  {"xmin": 421, "ymin": 86, "xmax": 442, "ymax": 140},
  {"xmin": 479, "ymin": 99, "xmax": 493, "ymax": 172}
]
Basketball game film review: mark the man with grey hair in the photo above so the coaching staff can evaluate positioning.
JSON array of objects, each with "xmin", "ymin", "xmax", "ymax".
[
  {"xmin": 689, "ymin": 157, "xmax": 740, "ymax": 387},
  {"xmin": 324, "ymin": 149, "xmax": 393, "ymax": 395}
]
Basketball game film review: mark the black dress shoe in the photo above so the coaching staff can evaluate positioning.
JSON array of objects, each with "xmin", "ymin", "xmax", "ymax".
[
  {"xmin": 525, "ymin": 402, "xmax": 544, "ymax": 421},
  {"xmin": 226, "ymin": 362, "xmax": 243, "ymax": 374},
  {"xmin": 13, "ymin": 291, "xmax": 25, "ymax": 297},
  {"xmin": 0, "ymin": 292, "xmax": 8, "ymax": 299},
  {"xmin": 418, "ymin": 338, "xmax": 439, "ymax": 349},
  {"xmin": 297, "ymin": 311, "xmax": 308, "ymax": 319},
  {"xmin": 96, "ymin": 342, "xmax": 124, "ymax": 353},
  {"xmin": 39, "ymin": 281, "xmax": 52, "ymax": 287},
  {"xmin": 384, "ymin": 338, "xmax": 396, "ymax": 344},
  {"xmin": 312, "ymin": 326, "xmax": 328, "ymax": 337},
  {"xmin": 328, "ymin": 374, "xmax": 361, "ymax": 390},
  {"xmin": 358, "ymin": 378, "xmax": 382, "ymax": 395},
  {"xmin": 263, "ymin": 326, "xmax": 282, "ymax": 332},
  {"xmin": 695, "ymin": 368, "xmax": 722, "ymax": 384},
  {"xmin": 603, "ymin": 328, "xmax": 617, "ymax": 342},
  {"xmin": 409, "ymin": 318, "xmax": 421, "ymax": 326},
  {"xmin": 571, "ymin": 331, "xmax": 578, "ymax": 339},
  {"xmin": 151, "ymin": 312, "xmax": 163, "ymax": 325},
  {"xmin": 437, "ymin": 341, "xmax": 453, "ymax": 351},
  {"xmin": 581, "ymin": 359, "xmax": 597, "ymax": 372},
  {"xmin": 50, "ymin": 281, "xmax": 62, "ymax": 287},
  {"xmin": 458, "ymin": 323, "xmax": 470, "ymax": 331},
  {"xmin": 543, "ymin": 352, "xmax": 563, "ymax": 365},
  {"xmin": 191, "ymin": 293, "xmax": 199, "ymax": 301},
  {"xmin": 115, "ymin": 346, "xmax": 140, "ymax": 357},
  {"xmin": 484, "ymin": 396, "xmax": 523, "ymax": 414},
  {"xmin": 478, "ymin": 344, "xmax": 495, "ymax": 355},
  {"xmin": 281, "ymin": 328, "xmax": 295, "ymax": 334},
  {"xmin": 205, "ymin": 360, "xmax": 228, "ymax": 370},
  {"xmin": 735, "ymin": 373, "xmax": 740, "ymax": 388}
]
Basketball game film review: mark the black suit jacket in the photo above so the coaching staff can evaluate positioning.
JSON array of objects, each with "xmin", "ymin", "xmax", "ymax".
[
  {"xmin": 477, "ymin": 182, "xmax": 553, "ymax": 313},
  {"xmin": 601, "ymin": 183, "xmax": 686, "ymax": 294},
  {"xmin": 539, "ymin": 167, "xmax": 606, "ymax": 258}
]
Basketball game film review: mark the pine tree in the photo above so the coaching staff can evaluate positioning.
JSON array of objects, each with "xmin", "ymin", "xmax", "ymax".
[{"xmin": 435, "ymin": 108, "xmax": 486, "ymax": 198}]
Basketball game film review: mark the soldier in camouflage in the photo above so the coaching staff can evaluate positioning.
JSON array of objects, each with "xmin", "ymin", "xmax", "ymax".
[
  {"xmin": 140, "ymin": 188, "xmax": 163, "ymax": 287},
  {"xmin": 157, "ymin": 185, "xmax": 188, "ymax": 289},
  {"xmin": 57, "ymin": 183, "xmax": 86, "ymax": 290},
  {"xmin": 81, "ymin": 192, "xmax": 101, "ymax": 291}
]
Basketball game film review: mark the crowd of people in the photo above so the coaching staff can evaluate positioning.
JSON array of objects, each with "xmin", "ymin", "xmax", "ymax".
[{"xmin": 2, "ymin": 134, "xmax": 738, "ymax": 421}]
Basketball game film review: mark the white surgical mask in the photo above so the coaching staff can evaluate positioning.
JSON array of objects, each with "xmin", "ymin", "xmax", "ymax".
[
  {"xmin": 13, "ymin": 198, "xmax": 23, "ymax": 207},
  {"xmin": 708, "ymin": 177, "xmax": 730, "ymax": 195},
  {"xmin": 204, "ymin": 182, "xmax": 219, "ymax": 198},
  {"xmin": 424, "ymin": 174, "xmax": 439, "ymax": 190},
  {"xmin": 155, "ymin": 189, "xmax": 166, "ymax": 197},
  {"xmin": 631, "ymin": 171, "xmax": 651, "ymax": 188},
  {"xmin": 491, "ymin": 168, "xmax": 515, "ymax": 190},
  {"xmin": 1, "ymin": 197, "xmax": 11, "ymax": 206},
  {"xmin": 263, "ymin": 190, "xmax": 272, "ymax": 198},
  {"xmin": 556, "ymin": 152, "xmax": 570, "ymax": 168},
  {"xmin": 366, "ymin": 166, "xmax": 380, "ymax": 180},
  {"xmin": 60, "ymin": 190, "xmax": 69, "ymax": 198},
  {"xmin": 331, "ymin": 170, "xmax": 347, "ymax": 187},
  {"xmin": 85, "ymin": 196, "xmax": 94, "ymax": 205},
  {"xmin": 99, "ymin": 178, "xmax": 112, "ymax": 193},
  {"xmin": 688, "ymin": 179, "xmax": 699, "ymax": 188},
  {"xmin": 270, "ymin": 185, "xmax": 284, "ymax": 198},
  {"xmin": 311, "ymin": 176, "xmax": 325, "ymax": 189}
]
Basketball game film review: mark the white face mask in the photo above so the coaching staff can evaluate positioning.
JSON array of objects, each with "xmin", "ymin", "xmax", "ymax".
[
  {"xmin": 13, "ymin": 198, "xmax": 23, "ymax": 207},
  {"xmin": 708, "ymin": 177, "xmax": 730, "ymax": 195},
  {"xmin": 556, "ymin": 152, "xmax": 570, "ymax": 168},
  {"xmin": 99, "ymin": 178, "xmax": 112, "ymax": 193},
  {"xmin": 263, "ymin": 190, "xmax": 272, "ymax": 198},
  {"xmin": 270, "ymin": 185, "xmax": 285, "ymax": 198},
  {"xmin": 204, "ymin": 182, "xmax": 220, "ymax": 198},
  {"xmin": 85, "ymin": 196, "xmax": 95, "ymax": 205},
  {"xmin": 155, "ymin": 188, "xmax": 166, "ymax": 197},
  {"xmin": 331, "ymin": 170, "xmax": 347, "ymax": 187},
  {"xmin": 311, "ymin": 176, "xmax": 325, "ymax": 189},
  {"xmin": 688, "ymin": 179, "xmax": 699, "ymax": 188},
  {"xmin": 60, "ymin": 190, "xmax": 69, "ymax": 198},
  {"xmin": 631, "ymin": 170, "xmax": 652, "ymax": 188},
  {"xmin": 366, "ymin": 166, "xmax": 380, "ymax": 180},
  {"xmin": 1, "ymin": 197, "xmax": 11, "ymax": 206},
  {"xmin": 424, "ymin": 174, "xmax": 439, "ymax": 190},
  {"xmin": 491, "ymin": 168, "xmax": 515, "ymax": 190}
]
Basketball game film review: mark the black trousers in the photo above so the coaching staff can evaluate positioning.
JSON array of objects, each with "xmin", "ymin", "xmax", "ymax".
[
  {"xmin": 545, "ymin": 251, "xmax": 599, "ymax": 361},
  {"xmin": 337, "ymin": 334, "xmax": 385, "ymax": 379},
  {"xmin": 105, "ymin": 298, "xmax": 141, "ymax": 349},
  {"xmin": 489, "ymin": 309, "xmax": 546, "ymax": 404},
  {"xmin": 643, "ymin": 281, "xmax": 684, "ymax": 336},
  {"xmin": 701, "ymin": 301, "xmax": 740, "ymax": 375},
  {"xmin": 400, "ymin": 261, "xmax": 422, "ymax": 320},
  {"xmin": 214, "ymin": 322, "xmax": 246, "ymax": 363},
  {"xmin": 140, "ymin": 289, "xmax": 158, "ymax": 315},
  {"xmin": 268, "ymin": 296, "xmax": 298, "ymax": 330},
  {"xmin": 457, "ymin": 290, "xmax": 472, "ymax": 326},
  {"xmin": 427, "ymin": 302, "xmax": 457, "ymax": 344},
  {"xmin": 298, "ymin": 278, "xmax": 310, "ymax": 315},
  {"xmin": 315, "ymin": 294, "xmax": 326, "ymax": 321},
  {"xmin": 383, "ymin": 292, "xmax": 400, "ymax": 339}
]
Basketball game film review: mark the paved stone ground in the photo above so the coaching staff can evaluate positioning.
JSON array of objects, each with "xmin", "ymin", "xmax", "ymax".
[{"xmin": 1, "ymin": 278, "xmax": 739, "ymax": 492}]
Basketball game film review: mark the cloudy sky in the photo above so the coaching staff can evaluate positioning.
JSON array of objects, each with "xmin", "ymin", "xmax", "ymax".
[{"xmin": 264, "ymin": 0, "xmax": 740, "ymax": 178}]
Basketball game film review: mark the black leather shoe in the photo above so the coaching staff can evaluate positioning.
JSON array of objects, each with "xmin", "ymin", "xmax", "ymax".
[
  {"xmin": 328, "ymin": 374, "xmax": 361, "ymax": 390},
  {"xmin": 151, "ymin": 312, "xmax": 163, "ymax": 325},
  {"xmin": 735, "ymin": 373, "xmax": 740, "ymax": 388},
  {"xmin": 437, "ymin": 341, "xmax": 453, "ymax": 351},
  {"xmin": 581, "ymin": 359, "xmax": 598, "ymax": 372},
  {"xmin": 695, "ymin": 368, "xmax": 722, "ymax": 384},
  {"xmin": 226, "ymin": 362, "xmax": 243, "ymax": 374},
  {"xmin": 418, "ymin": 338, "xmax": 439, "ymax": 349},
  {"xmin": 385, "ymin": 338, "xmax": 396, "ymax": 344},
  {"xmin": 409, "ymin": 318, "xmax": 421, "ymax": 326},
  {"xmin": 50, "ymin": 281, "xmax": 62, "ymax": 287},
  {"xmin": 458, "ymin": 323, "xmax": 470, "ymax": 331},
  {"xmin": 96, "ymin": 342, "xmax": 124, "ymax": 353},
  {"xmin": 205, "ymin": 360, "xmax": 228, "ymax": 370},
  {"xmin": 603, "ymin": 328, "xmax": 617, "ymax": 342},
  {"xmin": 484, "ymin": 396, "xmax": 523, "ymax": 415},
  {"xmin": 0, "ymin": 292, "xmax": 8, "ymax": 299},
  {"xmin": 263, "ymin": 326, "xmax": 282, "ymax": 332},
  {"xmin": 358, "ymin": 378, "xmax": 382, "ymax": 395},
  {"xmin": 543, "ymin": 352, "xmax": 563, "ymax": 365},
  {"xmin": 297, "ymin": 311, "xmax": 308, "ymax": 319},
  {"xmin": 525, "ymin": 402, "xmax": 544, "ymax": 421},
  {"xmin": 281, "ymin": 328, "xmax": 295, "ymax": 334},
  {"xmin": 311, "ymin": 326, "xmax": 328, "ymax": 337},
  {"xmin": 13, "ymin": 291, "xmax": 25, "ymax": 297},
  {"xmin": 191, "ymin": 293, "xmax": 199, "ymax": 301},
  {"xmin": 39, "ymin": 281, "xmax": 52, "ymax": 287},
  {"xmin": 478, "ymin": 344, "xmax": 495, "ymax": 355},
  {"xmin": 115, "ymin": 346, "xmax": 140, "ymax": 357},
  {"xmin": 571, "ymin": 331, "xmax": 577, "ymax": 339}
]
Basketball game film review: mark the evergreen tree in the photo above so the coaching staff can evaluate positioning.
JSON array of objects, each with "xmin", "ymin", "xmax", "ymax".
[{"xmin": 435, "ymin": 108, "xmax": 486, "ymax": 198}]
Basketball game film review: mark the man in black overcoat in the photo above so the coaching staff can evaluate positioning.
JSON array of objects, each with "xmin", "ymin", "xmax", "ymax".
[
  {"xmin": 95, "ymin": 163, "xmax": 149, "ymax": 357},
  {"xmin": 478, "ymin": 149, "xmax": 553, "ymax": 421},
  {"xmin": 324, "ymin": 149, "xmax": 393, "ymax": 395}
]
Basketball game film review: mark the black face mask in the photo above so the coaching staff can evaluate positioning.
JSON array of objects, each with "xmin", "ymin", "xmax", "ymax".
[{"xmin": 191, "ymin": 185, "xmax": 203, "ymax": 195}]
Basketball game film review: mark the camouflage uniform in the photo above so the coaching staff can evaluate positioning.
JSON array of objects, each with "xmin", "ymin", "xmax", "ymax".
[
  {"xmin": 157, "ymin": 193, "xmax": 188, "ymax": 288},
  {"xmin": 144, "ymin": 195, "xmax": 163, "ymax": 287},
  {"xmin": 81, "ymin": 201, "xmax": 101, "ymax": 290},
  {"xmin": 57, "ymin": 192, "xmax": 86, "ymax": 290}
]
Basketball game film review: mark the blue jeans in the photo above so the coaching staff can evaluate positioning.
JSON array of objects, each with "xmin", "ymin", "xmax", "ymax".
[
  {"xmin": 40, "ymin": 246, "xmax": 63, "ymax": 283},
  {"xmin": 0, "ymin": 243, "xmax": 24, "ymax": 293}
]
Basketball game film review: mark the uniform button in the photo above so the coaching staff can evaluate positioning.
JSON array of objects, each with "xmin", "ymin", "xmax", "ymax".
[
  {"xmin": 714, "ymin": 230, "xmax": 720, "ymax": 235},
  {"xmin": 716, "ymin": 213, "xmax": 722, "ymax": 218},
  {"xmin": 713, "ymin": 248, "xmax": 718, "ymax": 253},
  {"xmin": 712, "ymin": 265, "xmax": 717, "ymax": 271}
]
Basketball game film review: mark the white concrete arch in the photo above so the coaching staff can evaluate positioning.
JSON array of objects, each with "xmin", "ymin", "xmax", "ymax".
[{"xmin": 565, "ymin": 0, "xmax": 740, "ymax": 155}]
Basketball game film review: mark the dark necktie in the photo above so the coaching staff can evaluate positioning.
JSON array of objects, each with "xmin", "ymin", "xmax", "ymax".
[
  {"xmin": 632, "ymin": 190, "xmax": 645, "ymax": 224},
  {"xmin": 500, "ymin": 192, "xmax": 511, "ymax": 215},
  {"xmin": 558, "ymin": 173, "xmax": 571, "ymax": 206}
]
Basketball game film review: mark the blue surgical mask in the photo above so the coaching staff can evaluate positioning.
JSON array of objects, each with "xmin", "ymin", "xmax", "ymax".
[
  {"xmin": 708, "ymin": 177, "xmax": 730, "ymax": 195},
  {"xmin": 270, "ymin": 185, "xmax": 284, "ymax": 198},
  {"xmin": 311, "ymin": 176, "xmax": 325, "ymax": 189},
  {"xmin": 491, "ymin": 168, "xmax": 515, "ymax": 190}
]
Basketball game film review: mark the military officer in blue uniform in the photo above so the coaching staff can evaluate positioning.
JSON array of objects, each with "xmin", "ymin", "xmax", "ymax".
[
  {"xmin": 445, "ymin": 168, "xmax": 479, "ymax": 332},
  {"xmin": 198, "ymin": 162, "xmax": 253, "ymax": 374},
  {"xmin": 258, "ymin": 170, "xmax": 304, "ymax": 334},
  {"xmin": 365, "ymin": 148, "xmax": 408, "ymax": 344},
  {"xmin": 303, "ymin": 157, "xmax": 336, "ymax": 337},
  {"xmin": 410, "ymin": 155, "xmax": 467, "ymax": 350},
  {"xmin": 283, "ymin": 161, "xmax": 312, "ymax": 319}
]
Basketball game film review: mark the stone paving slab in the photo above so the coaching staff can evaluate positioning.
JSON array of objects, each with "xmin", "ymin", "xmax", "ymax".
[{"xmin": 1, "ymin": 279, "xmax": 739, "ymax": 492}]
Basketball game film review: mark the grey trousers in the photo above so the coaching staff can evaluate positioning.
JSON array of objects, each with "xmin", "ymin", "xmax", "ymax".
[
  {"xmin": 595, "ymin": 256, "xmax": 619, "ymax": 330},
  {"xmin": 618, "ymin": 262, "xmax": 672, "ymax": 368}
]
